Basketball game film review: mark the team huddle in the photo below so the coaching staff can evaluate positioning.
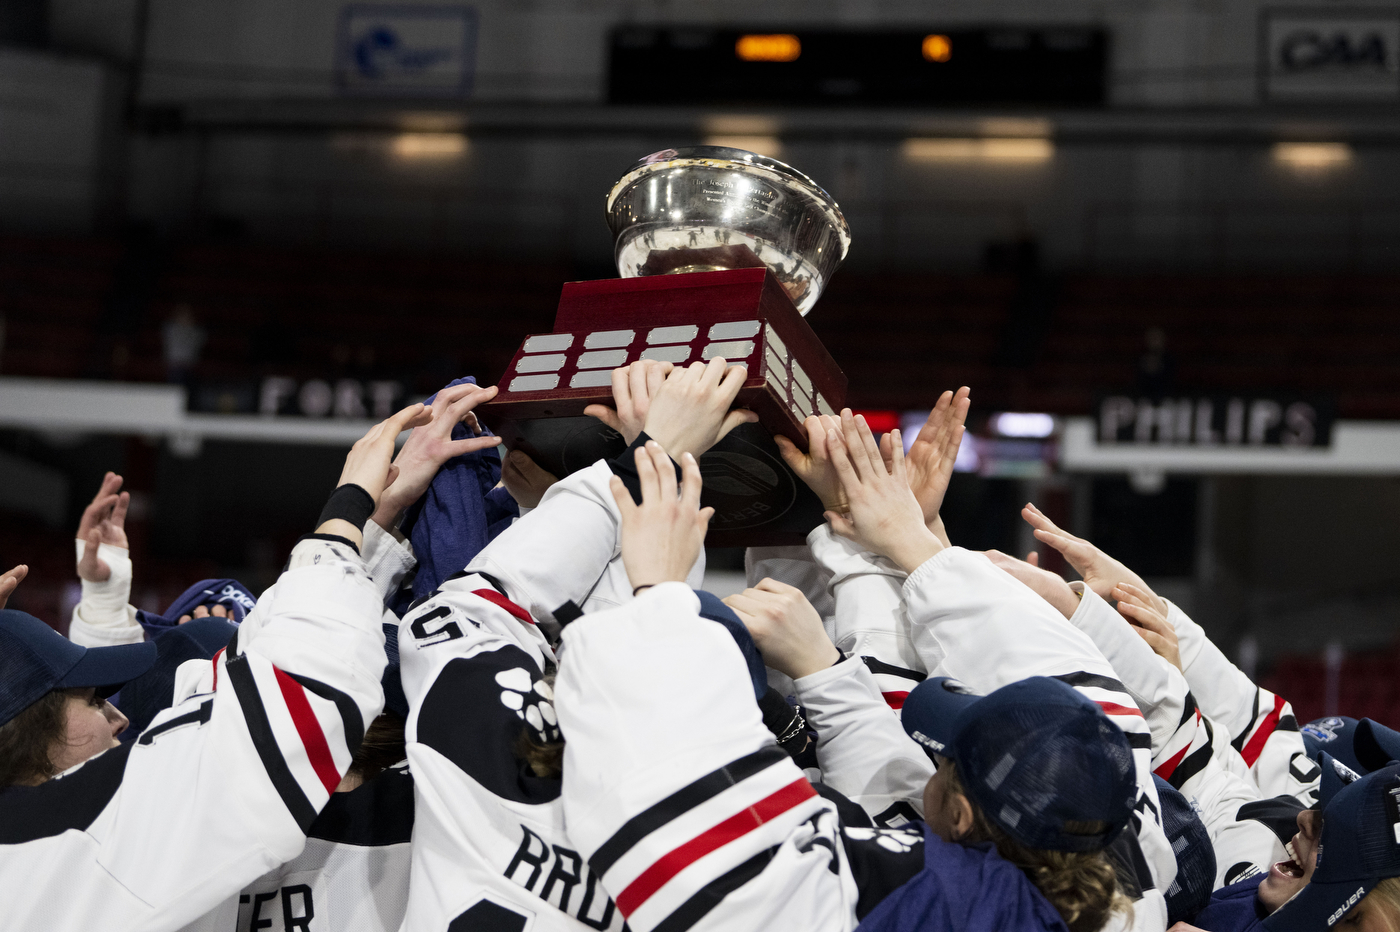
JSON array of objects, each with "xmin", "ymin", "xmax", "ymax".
[{"xmin": 1, "ymin": 358, "xmax": 1398, "ymax": 932}]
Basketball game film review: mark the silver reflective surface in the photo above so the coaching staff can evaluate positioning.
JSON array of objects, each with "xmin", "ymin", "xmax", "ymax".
[{"xmin": 606, "ymin": 146, "xmax": 852, "ymax": 315}]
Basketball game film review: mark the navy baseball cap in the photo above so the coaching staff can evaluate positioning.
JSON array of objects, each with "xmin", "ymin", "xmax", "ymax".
[
  {"xmin": 902, "ymin": 676, "xmax": 1137, "ymax": 853},
  {"xmin": 1263, "ymin": 761, "xmax": 1400, "ymax": 932},
  {"xmin": 0, "ymin": 609, "xmax": 157, "ymax": 729},
  {"xmin": 1302, "ymin": 717, "xmax": 1361, "ymax": 772}
]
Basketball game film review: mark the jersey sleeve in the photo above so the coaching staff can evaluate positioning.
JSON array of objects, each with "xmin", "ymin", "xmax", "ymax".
[
  {"xmin": 67, "ymin": 540, "xmax": 143, "ymax": 647},
  {"xmin": 0, "ymin": 536, "xmax": 389, "ymax": 932},
  {"xmin": 1170, "ymin": 601, "xmax": 1314, "ymax": 803},
  {"xmin": 900, "ymin": 547, "xmax": 1178, "ymax": 906},
  {"xmin": 555, "ymin": 582, "xmax": 861, "ymax": 932},
  {"xmin": 806, "ymin": 525, "xmax": 928, "ymax": 710},
  {"xmin": 792, "ymin": 656, "xmax": 933, "ymax": 825},
  {"xmin": 462, "ymin": 460, "xmax": 623, "ymax": 623},
  {"xmin": 361, "ymin": 520, "xmax": 417, "ymax": 605}
]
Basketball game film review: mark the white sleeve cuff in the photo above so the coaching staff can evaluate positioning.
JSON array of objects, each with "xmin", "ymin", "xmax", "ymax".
[{"xmin": 361, "ymin": 520, "xmax": 417, "ymax": 603}]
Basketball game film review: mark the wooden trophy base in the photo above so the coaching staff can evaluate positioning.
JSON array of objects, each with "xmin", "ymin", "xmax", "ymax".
[{"xmin": 479, "ymin": 267, "xmax": 847, "ymax": 546}]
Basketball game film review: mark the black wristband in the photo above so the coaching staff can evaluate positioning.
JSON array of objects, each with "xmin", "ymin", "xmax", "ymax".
[
  {"xmin": 317, "ymin": 483, "xmax": 375, "ymax": 531},
  {"xmin": 608, "ymin": 432, "xmax": 682, "ymax": 505}
]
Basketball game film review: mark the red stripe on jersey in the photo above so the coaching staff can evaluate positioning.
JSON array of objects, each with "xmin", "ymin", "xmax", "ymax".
[
  {"xmin": 882, "ymin": 691, "xmax": 909, "ymax": 710},
  {"xmin": 616, "ymin": 777, "xmax": 817, "ymax": 917},
  {"xmin": 272, "ymin": 666, "xmax": 341, "ymax": 795},
  {"xmin": 1096, "ymin": 701, "xmax": 1144, "ymax": 718},
  {"xmin": 211, "ymin": 647, "xmax": 225, "ymax": 691},
  {"xmin": 472, "ymin": 589, "xmax": 535, "ymax": 625},
  {"xmin": 1153, "ymin": 709, "xmax": 1201, "ymax": 780},
  {"xmin": 1154, "ymin": 740, "xmax": 1191, "ymax": 780},
  {"xmin": 1240, "ymin": 694, "xmax": 1286, "ymax": 767}
]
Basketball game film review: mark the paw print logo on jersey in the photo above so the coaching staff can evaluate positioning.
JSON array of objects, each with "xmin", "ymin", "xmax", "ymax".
[
  {"xmin": 844, "ymin": 827, "xmax": 921, "ymax": 854},
  {"xmin": 496, "ymin": 668, "xmax": 561, "ymax": 743}
]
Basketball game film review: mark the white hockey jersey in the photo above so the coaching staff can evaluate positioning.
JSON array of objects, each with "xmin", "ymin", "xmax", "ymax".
[
  {"xmin": 555, "ymin": 582, "xmax": 928, "ymax": 932},
  {"xmin": 0, "ymin": 537, "xmax": 387, "ymax": 932}
]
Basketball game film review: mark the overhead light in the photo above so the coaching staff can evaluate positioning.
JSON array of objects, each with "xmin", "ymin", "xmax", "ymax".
[
  {"xmin": 922, "ymin": 34, "xmax": 952, "ymax": 62},
  {"xmin": 990, "ymin": 412, "xmax": 1056, "ymax": 438},
  {"xmin": 702, "ymin": 134, "xmax": 782, "ymax": 158},
  {"xmin": 392, "ymin": 132, "xmax": 468, "ymax": 160},
  {"xmin": 902, "ymin": 137, "xmax": 1053, "ymax": 163},
  {"xmin": 702, "ymin": 114, "xmax": 781, "ymax": 136},
  {"xmin": 735, "ymin": 34, "xmax": 801, "ymax": 62},
  {"xmin": 1273, "ymin": 142, "xmax": 1352, "ymax": 171},
  {"xmin": 977, "ymin": 117, "xmax": 1052, "ymax": 138}
]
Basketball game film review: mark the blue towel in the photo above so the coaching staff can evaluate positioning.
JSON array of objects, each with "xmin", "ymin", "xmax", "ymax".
[
  {"xmin": 857, "ymin": 824, "xmax": 1070, "ymax": 932},
  {"xmin": 398, "ymin": 377, "xmax": 519, "ymax": 610},
  {"xmin": 135, "ymin": 578, "xmax": 257, "ymax": 636}
]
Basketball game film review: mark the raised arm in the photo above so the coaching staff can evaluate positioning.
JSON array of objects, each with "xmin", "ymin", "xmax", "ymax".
[
  {"xmin": 1023, "ymin": 504, "xmax": 1314, "ymax": 805},
  {"xmin": 1, "ymin": 405, "xmax": 422, "ymax": 931},
  {"xmin": 68, "ymin": 472, "xmax": 143, "ymax": 647}
]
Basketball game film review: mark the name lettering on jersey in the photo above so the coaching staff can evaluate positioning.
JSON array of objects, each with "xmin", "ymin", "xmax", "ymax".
[
  {"xmin": 237, "ymin": 884, "xmax": 313, "ymax": 932},
  {"xmin": 409, "ymin": 605, "xmax": 469, "ymax": 646},
  {"xmin": 505, "ymin": 825, "xmax": 618, "ymax": 929},
  {"xmin": 137, "ymin": 699, "xmax": 214, "ymax": 746}
]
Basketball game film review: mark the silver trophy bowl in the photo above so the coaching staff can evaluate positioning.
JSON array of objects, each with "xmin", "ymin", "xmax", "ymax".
[{"xmin": 605, "ymin": 146, "xmax": 852, "ymax": 315}]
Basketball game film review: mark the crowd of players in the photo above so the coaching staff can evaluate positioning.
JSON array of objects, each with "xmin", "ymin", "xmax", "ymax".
[{"xmin": 1, "ymin": 357, "xmax": 1398, "ymax": 932}]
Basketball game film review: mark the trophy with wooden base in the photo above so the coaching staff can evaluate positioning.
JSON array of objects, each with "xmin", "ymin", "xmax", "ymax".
[{"xmin": 479, "ymin": 146, "xmax": 851, "ymax": 546}]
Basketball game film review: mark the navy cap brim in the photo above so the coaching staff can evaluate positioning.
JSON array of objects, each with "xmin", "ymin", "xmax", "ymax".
[
  {"xmin": 1262, "ymin": 876, "xmax": 1378, "ymax": 932},
  {"xmin": 901, "ymin": 677, "xmax": 984, "ymax": 759},
  {"xmin": 58, "ymin": 640, "xmax": 157, "ymax": 696}
]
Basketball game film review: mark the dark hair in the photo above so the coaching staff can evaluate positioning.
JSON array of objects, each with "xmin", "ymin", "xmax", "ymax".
[
  {"xmin": 512, "ymin": 671, "xmax": 564, "ymax": 779},
  {"xmin": 0, "ymin": 689, "xmax": 72, "ymax": 789},
  {"xmin": 944, "ymin": 762, "xmax": 1131, "ymax": 932},
  {"xmin": 346, "ymin": 712, "xmax": 407, "ymax": 784}
]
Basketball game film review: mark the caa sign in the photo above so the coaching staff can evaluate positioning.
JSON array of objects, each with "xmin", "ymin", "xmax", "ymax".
[
  {"xmin": 1261, "ymin": 8, "xmax": 1400, "ymax": 100},
  {"xmin": 338, "ymin": 4, "xmax": 478, "ymax": 95}
]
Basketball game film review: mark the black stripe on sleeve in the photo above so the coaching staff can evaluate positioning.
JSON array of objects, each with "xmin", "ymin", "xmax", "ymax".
[
  {"xmin": 1052, "ymin": 671, "xmax": 1130, "ymax": 694},
  {"xmin": 1277, "ymin": 714, "xmax": 1299, "ymax": 733},
  {"xmin": 649, "ymin": 845, "xmax": 780, "ymax": 932},
  {"xmin": 860, "ymin": 657, "xmax": 927, "ymax": 684},
  {"xmin": 1169, "ymin": 718, "xmax": 1216, "ymax": 791},
  {"xmin": 1127, "ymin": 732, "xmax": 1153, "ymax": 750},
  {"xmin": 225, "ymin": 655, "xmax": 318, "ymax": 831},
  {"xmin": 1178, "ymin": 692, "xmax": 1198, "ymax": 728},
  {"xmin": 1232, "ymin": 692, "xmax": 1263, "ymax": 752},
  {"xmin": 589, "ymin": 745, "xmax": 789, "ymax": 878},
  {"xmin": 289, "ymin": 673, "xmax": 366, "ymax": 753}
]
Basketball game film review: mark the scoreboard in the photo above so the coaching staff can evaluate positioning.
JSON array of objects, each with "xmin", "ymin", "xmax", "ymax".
[{"xmin": 608, "ymin": 26, "xmax": 1108, "ymax": 107}]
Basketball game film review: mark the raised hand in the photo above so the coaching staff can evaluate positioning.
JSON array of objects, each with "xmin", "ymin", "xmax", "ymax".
[
  {"xmin": 886, "ymin": 387, "xmax": 970, "ymax": 531},
  {"xmin": 372, "ymin": 384, "xmax": 501, "ymax": 529},
  {"xmin": 584, "ymin": 360, "xmax": 672, "ymax": 444},
  {"xmin": 983, "ymin": 549, "xmax": 1079, "ymax": 619},
  {"xmin": 774, "ymin": 414, "xmax": 846, "ymax": 511},
  {"xmin": 325, "ymin": 403, "xmax": 433, "ymax": 546},
  {"xmin": 1021, "ymin": 502, "xmax": 1169, "ymax": 615},
  {"xmin": 0, "ymin": 564, "xmax": 27, "ymax": 610},
  {"xmin": 825, "ymin": 409, "xmax": 943, "ymax": 574},
  {"xmin": 76, "ymin": 472, "xmax": 131, "ymax": 582},
  {"xmin": 1115, "ymin": 582, "xmax": 1182, "ymax": 671},
  {"xmin": 641, "ymin": 358, "xmax": 759, "ymax": 460},
  {"xmin": 499, "ymin": 448, "xmax": 559, "ymax": 510},
  {"xmin": 723, "ymin": 578, "xmax": 840, "ymax": 680},
  {"xmin": 608, "ymin": 441, "xmax": 713, "ymax": 590}
]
